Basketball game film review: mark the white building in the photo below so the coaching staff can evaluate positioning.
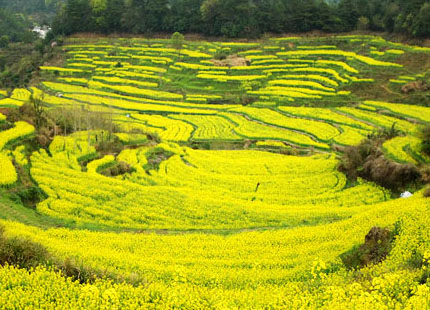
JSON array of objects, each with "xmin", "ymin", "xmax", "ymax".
[{"xmin": 32, "ymin": 25, "xmax": 51, "ymax": 39}]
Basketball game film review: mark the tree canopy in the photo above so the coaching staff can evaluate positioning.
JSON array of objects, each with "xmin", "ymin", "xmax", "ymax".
[{"xmin": 3, "ymin": 0, "xmax": 428, "ymax": 39}]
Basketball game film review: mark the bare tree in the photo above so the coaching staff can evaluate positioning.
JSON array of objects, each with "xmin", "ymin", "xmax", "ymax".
[
  {"xmin": 29, "ymin": 94, "xmax": 45, "ymax": 131},
  {"xmin": 86, "ymin": 105, "xmax": 91, "ymax": 152}
]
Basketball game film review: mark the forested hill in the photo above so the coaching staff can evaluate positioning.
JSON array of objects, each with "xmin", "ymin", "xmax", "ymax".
[
  {"xmin": 49, "ymin": 0, "xmax": 430, "ymax": 38},
  {"xmin": 0, "ymin": 0, "xmax": 63, "ymax": 15}
]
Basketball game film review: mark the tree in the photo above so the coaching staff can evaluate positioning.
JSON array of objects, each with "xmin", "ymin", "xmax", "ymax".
[
  {"xmin": 200, "ymin": 0, "xmax": 223, "ymax": 36},
  {"xmin": 120, "ymin": 0, "xmax": 143, "ymax": 33},
  {"xmin": 338, "ymin": 0, "xmax": 359, "ymax": 31},
  {"xmin": 104, "ymin": 0, "xmax": 124, "ymax": 33},
  {"xmin": 383, "ymin": 3, "xmax": 399, "ymax": 32},
  {"xmin": 171, "ymin": 32, "xmax": 184, "ymax": 50},
  {"xmin": 365, "ymin": 0, "xmax": 386, "ymax": 31},
  {"xmin": 0, "ymin": 35, "xmax": 9, "ymax": 48},
  {"xmin": 0, "ymin": 8, "xmax": 34, "ymax": 43},
  {"xmin": 285, "ymin": 0, "xmax": 318, "ymax": 33},
  {"xmin": 46, "ymin": 0, "xmax": 430, "ymax": 38},
  {"xmin": 29, "ymin": 93, "xmax": 45, "ymax": 130},
  {"xmin": 393, "ymin": 0, "xmax": 426, "ymax": 35},
  {"xmin": 165, "ymin": 0, "xmax": 204, "ymax": 33},
  {"xmin": 61, "ymin": 0, "xmax": 92, "ymax": 34},
  {"xmin": 316, "ymin": 0, "xmax": 342, "ymax": 33},
  {"xmin": 91, "ymin": 0, "xmax": 108, "ymax": 32},
  {"xmin": 357, "ymin": 16, "xmax": 370, "ymax": 31},
  {"xmin": 399, "ymin": 0, "xmax": 427, "ymax": 16},
  {"xmin": 412, "ymin": 3, "xmax": 430, "ymax": 37},
  {"xmin": 171, "ymin": 32, "xmax": 184, "ymax": 58},
  {"xmin": 254, "ymin": 0, "xmax": 285, "ymax": 34},
  {"xmin": 140, "ymin": 0, "xmax": 170, "ymax": 33},
  {"xmin": 201, "ymin": 0, "xmax": 259, "ymax": 38}
]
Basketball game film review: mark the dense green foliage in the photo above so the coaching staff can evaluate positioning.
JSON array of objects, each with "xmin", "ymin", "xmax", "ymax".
[
  {"xmin": 0, "ymin": 46, "xmax": 47, "ymax": 88},
  {"xmin": 419, "ymin": 125, "xmax": 430, "ymax": 155},
  {"xmin": 51, "ymin": 0, "xmax": 430, "ymax": 38},
  {"xmin": 0, "ymin": 5, "xmax": 48, "ymax": 89},
  {"xmin": 0, "ymin": 9, "xmax": 34, "ymax": 44},
  {"xmin": 0, "ymin": 0, "xmax": 64, "ymax": 23},
  {"xmin": 0, "ymin": 0, "xmax": 63, "ymax": 14},
  {"xmin": 0, "ymin": 6, "xmax": 58, "ymax": 89}
]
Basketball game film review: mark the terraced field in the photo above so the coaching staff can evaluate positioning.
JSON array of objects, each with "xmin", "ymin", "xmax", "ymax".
[
  {"xmin": 28, "ymin": 141, "xmax": 390, "ymax": 231},
  {"xmin": 0, "ymin": 35, "xmax": 430, "ymax": 308},
  {"xmin": 1, "ymin": 35, "xmax": 427, "ymax": 151}
]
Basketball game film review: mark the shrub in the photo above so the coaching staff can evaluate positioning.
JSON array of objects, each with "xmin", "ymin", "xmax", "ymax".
[
  {"xmin": 368, "ymin": 123, "xmax": 402, "ymax": 140},
  {"xmin": 0, "ymin": 226, "xmax": 49, "ymax": 268},
  {"xmin": 100, "ymin": 161, "xmax": 135, "ymax": 177},
  {"xmin": 214, "ymin": 51, "xmax": 228, "ymax": 60},
  {"xmin": 419, "ymin": 125, "xmax": 430, "ymax": 156},
  {"xmin": 0, "ymin": 226, "xmax": 101, "ymax": 284},
  {"xmin": 0, "ymin": 35, "xmax": 9, "ymax": 48},
  {"xmin": 357, "ymin": 16, "xmax": 370, "ymax": 31},
  {"xmin": 13, "ymin": 185, "xmax": 45, "ymax": 209},
  {"xmin": 362, "ymin": 157, "xmax": 421, "ymax": 191},
  {"xmin": 239, "ymin": 94, "xmax": 258, "ymax": 105},
  {"xmin": 420, "ymin": 166, "xmax": 430, "ymax": 183},
  {"xmin": 146, "ymin": 132, "xmax": 161, "ymax": 143},
  {"xmin": 57, "ymin": 257, "xmax": 97, "ymax": 284},
  {"xmin": 338, "ymin": 139, "xmax": 378, "ymax": 180},
  {"xmin": 424, "ymin": 187, "xmax": 430, "ymax": 198},
  {"xmin": 339, "ymin": 132, "xmax": 422, "ymax": 192},
  {"xmin": 171, "ymin": 32, "xmax": 184, "ymax": 51},
  {"xmin": 341, "ymin": 226, "xmax": 396, "ymax": 270},
  {"xmin": 145, "ymin": 148, "xmax": 174, "ymax": 171},
  {"xmin": 95, "ymin": 137, "xmax": 123, "ymax": 154}
]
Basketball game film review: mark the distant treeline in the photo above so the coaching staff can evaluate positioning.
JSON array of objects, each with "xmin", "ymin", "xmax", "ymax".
[
  {"xmin": 0, "ymin": 0, "xmax": 64, "ymax": 44},
  {"xmin": 0, "ymin": 0, "xmax": 64, "ymax": 88},
  {"xmin": 0, "ymin": 0, "xmax": 62, "ymax": 15},
  {"xmin": 0, "ymin": 0, "xmax": 64, "ymax": 26},
  {"xmin": 0, "ymin": 10, "xmax": 34, "ymax": 44},
  {"xmin": 48, "ymin": 0, "xmax": 430, "ymax": 38}
]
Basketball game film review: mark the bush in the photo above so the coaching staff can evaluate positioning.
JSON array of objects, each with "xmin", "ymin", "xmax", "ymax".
[
  {"xmin": 57, "ymin": 257, "xmax": 97, "ymax": 284},
  {"xmin": 145, "ymin": 148, "xmax": 174, "ymax": 171},
  {"xmin": 419, "ymin": 125, "xmax": 430, "ymax": 156},
  {"xmin": 0, "ymin": 35, "xmax": 9, "ymax": 48},
  {"xmin": 214, "ymin": 51, "xmax": 228, "ymax": 60},
  {"xmin": 338, "ymin": 139, "xmax": 378, "ymax": 180},
  {"xmin": 100, "ymin": 161, "xmax": 135, "ymax": 177},
  {"xmin": 239, "ymin": 94, "xmax": 258, "ymax": 106},
  {"xmin": 368, "ymin": 123, "xmax": 402, "ymax": 140},
  {"xmin": 339, "ymin": 136, "xmax": 421, "ymax": 192},
  {"xmin": 357, "ymin": 16, "xmax": 370, "ymax": 31},
  {"xmin": 146, "ymin": 132, "xmax": 161, "ymax": 143},
  {"xmin": 341, "ymin": 226, "xmax": 396, "ymax": 270},
  {"xmin": 13, "ymin": 185, "xmax": 45, "ymax": 209},
  {"xmin": 0, "ymin": 226, "xmax": 49, "ymax": 268},
  {"xmin": 96, "ymin": 137, "xmax": 123, "ymax": 154},
  {"xmin": 412, "ymin": 3, "xmax": 430, "ymax": 37},
  {"xmin": 171, "ymin": 32, "xmax": 184, "ymax": 51},
  {"xmin": 421, "ymin": 166, "xmax": 430, "ymax": 183},
  {"xmin": 0, "ymin": 226, "xmax": 100, "ymax": 284},
  {"xmin": 362, "ymin": 157, "xmax": 421, "ymax": 191}
]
